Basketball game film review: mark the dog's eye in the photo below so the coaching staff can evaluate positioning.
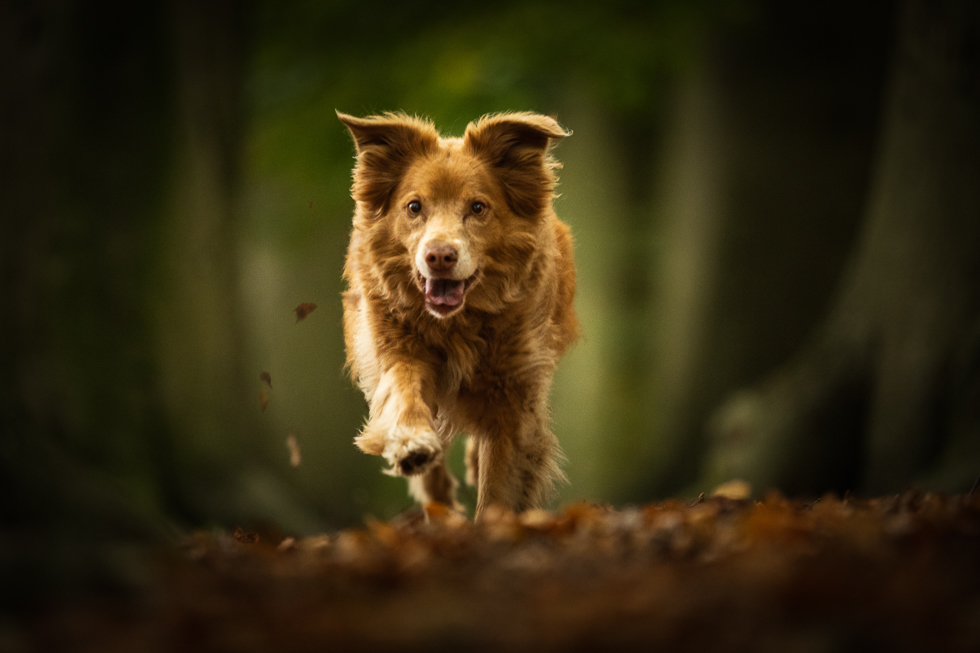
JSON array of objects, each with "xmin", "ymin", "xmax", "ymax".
[
  {"xmin": 471, "ymin": 201, "xmax": 486, "ymax": 216},
  {"xmin": 407, "ymin": 200, "xmax": 422, "ymax": 216}
]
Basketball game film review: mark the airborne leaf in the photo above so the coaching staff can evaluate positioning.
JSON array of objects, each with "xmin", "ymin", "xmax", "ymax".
[
  {"xmin": 293, "ymin": 302, "xmax": 317, "ymax": 322},
  {"xmin": 287, "ymin": 434, "xmax": 301, "ymax": 467}
]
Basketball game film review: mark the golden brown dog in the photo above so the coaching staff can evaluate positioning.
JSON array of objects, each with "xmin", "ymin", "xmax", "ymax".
[{"xmin": 338, "ymin": 110, "xmax": 578, "ymax": 518}]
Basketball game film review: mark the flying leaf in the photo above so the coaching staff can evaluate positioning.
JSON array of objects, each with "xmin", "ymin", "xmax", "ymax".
[
  {"xmin": 293, "ymin": 302, "xmax": 317, "ymax": 322},
  {"xmin": 287, "ymin": 434, "xmax": 301, "ymax": 467},
  {"xmin": 259, "ymin": 371, "xmax": 272, "ymax": 389}
]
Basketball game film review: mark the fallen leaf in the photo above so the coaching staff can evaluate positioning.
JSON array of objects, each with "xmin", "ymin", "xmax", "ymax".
[
  {"xmin": 259, "ymin": 371, "xmax": 272, "ymax": 389},
  {"xmin": 520, "ymin": 509, "xmax": 556, "ymax": 530},
  {"xmin": 286, "ymin": 434, "xmax": 301, "ymax": 467},
  {"xmin": 293, "ymin": 302, "xmax": 317, "ymax": 322},
  {"xmin": 233, "ymin": 526, "xmax": 259, "ymax": 544},
  {"xmin": 297, "ymin": 534, "xmax": 332, "ymax": 552},
  {"xmin": 711, "ymin": 479, "xmax": 752, "ymax": 500},
  {"xmin": 424, "ymin": 502, "xmax": 469, "ymax": 528},
  {"xmin": 259, "ymin": 386, "xmax": 270, "ymax": 412}
]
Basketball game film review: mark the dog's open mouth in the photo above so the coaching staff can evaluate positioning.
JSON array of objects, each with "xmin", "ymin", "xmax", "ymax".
[{"xmin": 417, "ymin": 271, "xmax": 478, "ymax": 316}]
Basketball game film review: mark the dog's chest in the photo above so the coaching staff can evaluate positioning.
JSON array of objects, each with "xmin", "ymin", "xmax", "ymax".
[{"xmin": 432, "ymin": 333, "xmax": 483, "ymax": 396}]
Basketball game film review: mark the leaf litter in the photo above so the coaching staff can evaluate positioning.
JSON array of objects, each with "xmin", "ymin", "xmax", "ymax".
[{"xmin": 30, "ymin": 490, "xmax": 980, "ymax": 651}]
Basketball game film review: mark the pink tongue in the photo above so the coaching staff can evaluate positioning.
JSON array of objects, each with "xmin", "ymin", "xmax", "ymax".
[{"xmin": 425, "ymin": 278, "xmax": 465, "ymax": 306}]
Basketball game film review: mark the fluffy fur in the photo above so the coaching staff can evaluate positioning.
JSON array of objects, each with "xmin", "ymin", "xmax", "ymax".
[{"xmin": 338, "ymin": 110, "xmax": 578, "ymax": 519}]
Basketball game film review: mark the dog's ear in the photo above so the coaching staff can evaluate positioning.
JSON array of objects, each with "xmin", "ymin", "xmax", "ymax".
[
  {"xmin": 464, "ymin": 113, "xmax": 570, "ymax": 218},
  {"xmin": 337, "ymin": 111, "xmax": 438, "ymax": 216}
]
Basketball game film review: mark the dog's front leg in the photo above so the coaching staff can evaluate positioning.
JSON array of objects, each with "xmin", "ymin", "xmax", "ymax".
[{"xmin": 355, "ymin": 362, "xmax": 442, "ymax": 477}]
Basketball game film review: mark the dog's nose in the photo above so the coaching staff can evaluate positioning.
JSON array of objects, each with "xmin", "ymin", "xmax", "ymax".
[{"xmin": 424, "ymin": 243, "xmax": 458, "ymax": 273}]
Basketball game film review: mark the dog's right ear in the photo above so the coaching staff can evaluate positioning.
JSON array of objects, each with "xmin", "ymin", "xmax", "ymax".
[{"xmin": 337, "ymin": 111, "xmax": 438, "ymax": 216}]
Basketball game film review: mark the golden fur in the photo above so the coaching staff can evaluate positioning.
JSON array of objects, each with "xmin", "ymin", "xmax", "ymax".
[{"xmin": 338, "ymin": 110, "xmax": 578, "ymax": 518}]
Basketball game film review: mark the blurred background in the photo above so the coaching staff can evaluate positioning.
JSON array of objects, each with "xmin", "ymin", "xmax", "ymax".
[{"xmin": 3, "ymin": 0, "xmax": 979, "ymax": 592}]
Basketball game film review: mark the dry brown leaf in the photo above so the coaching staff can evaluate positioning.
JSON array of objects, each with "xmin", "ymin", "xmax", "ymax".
[
  {"xmin": 711, "ymin": 479, "xmax": 752, "ymax": 500},
  {"xmin": 286, "ymin": 434, "xmax": 301, "ymax": 467},
  {"xmin": 423, "ymin": 501, "xmax": 450, "ymax": 522},
  {"xmin": 233, "ymin": 526, "xmax": 259, "ymax": 544},
  {"xmin": 293, "ymin": 302, "xmax": 317, "ymax": 322},
  {"xmin": 424, "ymin": 502, "xmax": 468, "ymax": 528},
  {"xmin": 258, "ymin": 386, "xmax": 270, "ymax": 412},
  {"xmin": 259, "ymin": 371, "xmax": 272, "ymax": 389},
  {"xmin": 296, "ymin": 534, "xmax": 332, "ymax": 552},
  {"xmin": 520, "ymin": 508, "xmax": 555, "ymax": 529}
]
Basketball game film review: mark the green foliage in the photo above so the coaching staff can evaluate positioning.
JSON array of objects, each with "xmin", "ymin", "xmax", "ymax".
[{"xmin": 247, "ymin": 0, "xmax": 745, "ymax": 200}]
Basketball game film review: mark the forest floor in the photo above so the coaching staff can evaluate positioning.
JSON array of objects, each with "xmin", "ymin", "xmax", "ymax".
[{"xmin": 15, "ymin": 491, "xmax": 980, "ymax": 652}]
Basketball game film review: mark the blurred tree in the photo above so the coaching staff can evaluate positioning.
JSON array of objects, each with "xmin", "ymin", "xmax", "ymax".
[
  {"xmin": 634, "ymin": 0, "xmax": 897, "ymax": 498},
  {"xmin": 0, "ymin": 0, "xmax": 180, "ymax": 602},
  {"xmin": 0, "ymin": 0, "xmax": 334, "ymax": 604},
  {"xmin": 157, "ymin": 0, "xmax": 324, "ymax": 532},
  {"xmin": 703, "ymin": 0, "xmax": 980, "ymax": 496}
]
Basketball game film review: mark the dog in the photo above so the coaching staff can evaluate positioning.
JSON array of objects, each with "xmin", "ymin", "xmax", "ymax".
[{"xmin": 337, "ymin": 110, "xmax": 578, "ymax": 519}]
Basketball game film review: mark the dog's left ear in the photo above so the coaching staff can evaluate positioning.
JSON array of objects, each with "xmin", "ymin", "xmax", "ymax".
[{"xmin": 464, "ymin": 113, "xmax": 570, "ymax": 218}]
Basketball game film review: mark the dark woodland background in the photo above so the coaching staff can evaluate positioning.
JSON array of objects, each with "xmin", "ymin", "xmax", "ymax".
[{"xmin": 2, "ymin": 0, "xmax": 979, "ymax": 605}]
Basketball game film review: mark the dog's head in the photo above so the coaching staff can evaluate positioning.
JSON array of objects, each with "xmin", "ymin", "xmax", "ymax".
[{"xmin": 339, "ymin": 111, "xmax": 568, "ymax": 319}]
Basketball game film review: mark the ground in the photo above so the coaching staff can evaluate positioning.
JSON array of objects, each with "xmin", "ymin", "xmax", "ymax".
[{"xmin": 18, "ymin": 491, "xmax": 980, "ymax": 652}]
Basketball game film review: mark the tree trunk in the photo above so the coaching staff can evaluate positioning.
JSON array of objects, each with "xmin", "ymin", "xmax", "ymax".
[
  {"xmin": 634, "ymin": 0, "xmax": 894, "ymax": 497},
  {"xmin": 0, "ymin": 1, "xmax": 283, "ymax": 604},
  {"xmin": 154, "ymin": 0, "xmax": 256, "ymax": 521},
  {"xmin": 705, "ymin": 0, "xmax": 980, "ymax": 496},
  {"xmin": 0, "ymin": 0, "xmax": 176, "ymax": 530}
]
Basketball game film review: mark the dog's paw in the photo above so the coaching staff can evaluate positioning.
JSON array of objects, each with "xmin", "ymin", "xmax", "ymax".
[{"xmin": 382, "ymin": 428, "xmax": 441, "ymax": 477}]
